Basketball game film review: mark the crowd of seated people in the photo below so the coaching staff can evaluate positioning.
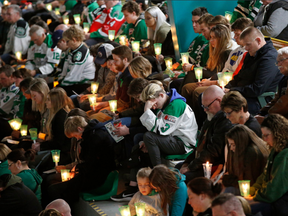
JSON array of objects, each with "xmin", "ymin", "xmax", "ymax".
[{"xmin": 0, "ymin": 1, "xmax": 288, "ymax": 216}]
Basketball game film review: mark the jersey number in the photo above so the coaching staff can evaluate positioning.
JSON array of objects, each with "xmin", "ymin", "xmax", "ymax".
[{"xmin": 53, "ymin": 52, "xmax": 60, "ymax": 60}]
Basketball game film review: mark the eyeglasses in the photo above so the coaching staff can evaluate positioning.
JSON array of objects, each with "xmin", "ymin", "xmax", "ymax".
[
  {"xmin": 8, "ymin": 162, "xmax": 14, "ymax": 167},
  {"xmin": 224, "ymin": 110, "xmax": 234, "ymax": 117},
  {"xmin": 201, "ymin": 98, "xmax": 218, "ymax": 110},
  {"xmin": 262, "ymin": 133, "xmax": 271, "ymax": 139},
  {"xmin": 276, "ymin": 57, "xmax": 288, "ymax": 65}
]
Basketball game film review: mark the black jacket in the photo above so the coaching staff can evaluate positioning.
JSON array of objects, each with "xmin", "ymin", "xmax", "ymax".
[{"xmin": 185, "ymin": 111, "xmax": 233, "ymax": 171}]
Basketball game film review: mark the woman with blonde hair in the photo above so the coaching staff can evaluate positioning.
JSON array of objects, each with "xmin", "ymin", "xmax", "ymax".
[
  {"xmin": 0, "ymin": 143, "xmax": 11, "ymax": 176},
  {"xmin": 246, "ymin": 114, "xmax": 288, "ymax": 216},
  {"xmin": 128, "ymin": 56, "xmax": 152, "ymax": 79}
]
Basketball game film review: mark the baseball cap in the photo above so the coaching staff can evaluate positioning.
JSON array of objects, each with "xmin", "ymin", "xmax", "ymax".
[
  {"xmin": 52, "ymin": 30, "xmax": 64, "ymax": 48},
  {"xmin": 95, "ymin": 43, "xmax": 114, "ymax": 65}
]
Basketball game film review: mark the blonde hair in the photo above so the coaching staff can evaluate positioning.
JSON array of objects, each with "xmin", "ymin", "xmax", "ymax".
[
  {"xmin": 0, "ymin": 143, "xmax": 11, "ymax": 160},
  {"xmin": 206, "ymin": 24, "xmax": 231, "ymax": 71},
  {"xmin": 128, "ymin": 56, "xmax": 152, "ymax": 78},
  {"xmin": 137, "ymin": 167, "xmax": 152, "ymax": 179},
  {"xmin": 29, "ymin": 78, "xmax": 50, "ymax": 113},
  {"xmin": 62, "ymin": 25, "xmax": 85, "ymax": 42},
  {"xmin": 140, "ymin": 83, "xmax": 165, "ymax": 102},
  {"xmin": 64, "ymin": 116, "xmax": 88, "ymax": 137},
  {"xmin": 46, "ymin": 88, "xmax": 74, "ymax": 139}
]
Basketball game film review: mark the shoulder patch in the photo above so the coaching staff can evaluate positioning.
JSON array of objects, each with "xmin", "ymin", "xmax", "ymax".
[
  {"xmin": 74, "ymin": 51, "xmax": 82, "ymax": 61},
  {"xmin": 16, "ymin": 27, "xmax": 26, "ymax": 36},
  {"xmin": 71, "ymin": 44, "xmax": 88, "ymax": 63}
]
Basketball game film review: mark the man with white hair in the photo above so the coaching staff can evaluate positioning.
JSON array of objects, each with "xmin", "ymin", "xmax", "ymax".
[
  {"xmin": 46, "ymin": 199, "xmax": 71, "ymax": 216},
  {"xmin": 2, "ymin": 4, "xmax": 30, "ymax": 63},
  {"xmin": 25, "ymin": 25, "xmax": 61, "ymax": 77}
]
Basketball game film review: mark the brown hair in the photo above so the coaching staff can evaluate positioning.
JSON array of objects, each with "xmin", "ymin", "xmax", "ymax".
[
  {"xmin": 12, "ymin": 68, "xmax": 32, "ymax": 79},
  {"xmin": 192, "ymin": 7, "xmax": 208, "ymax": 16},
  {"xmin": 187, "ymin": 177, "xmax": 222, "ymax": 199},
  {"xmin": 231, "ymin": 17, "xmax": 253, "ymax": 31},
  {"xmin": 39, "ymin": 209, "xmax": 62, "ymax": 216},
  {"xmin": 221, "ymin": 91, "xmax": 248, "ymax": 113},
  {"xmin": 0, "ymin": 144, "xmax": 11, "ymax": 161},
  {"xmin": 67, "ymin": 108, "xmax": 90, "ymax": 123},
  {"xmin": 198, "ymin": 13, "xmax": 214, "ymax": 26},
  {"xmin": 128, "ymin": 56, "xmax": 152, "ymax": 78},
  {"xmin": 137, "ymin": 167, "xmax": 152, "ymax": 179},
  {"xmin": 62, "ymin": 25, "xmax": 85, "ymax": 42},
  {"xmin": 208, "ymin": 15, "xmax": 231, "ymax": 30},
  {"xmin": 226, "ymin": 125, "xmax": 269, "ymax": 180},
  {"xmin": 206, "ymin": 24, "xmax": 231, "ymax": 71},
  {"xmin": 7, "ymin": 149, "xmax": 36, "ymax": 164},
  {"xmin": 0, "ymin": 65, "xmax": 14, "ymax": 77},
  {"xmin": 261, "ymin": 114, "xmax": 288, "ymax": 152},
  {"xmin": 90, "ymin": 43, "xmax": 103, "ymax": 57},
  {"xmin": 112, "ymin": 45, "xmax": 133, "ymax": 62},
  {"xmin": 127, "ymin": 78, "xmax": 149, "ymax": 97},
  {"xmin": 122, "ymin": 1, "xmax": 140, "ymax": 16},
  {"xmin": 149, "ymin": 165, "xmax": 180, "ymax": 215}
]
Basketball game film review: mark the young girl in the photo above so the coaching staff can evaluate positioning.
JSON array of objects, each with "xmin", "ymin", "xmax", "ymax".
[
  {"xmin": 149, "ymin": 165, "xmax": 187, "ymax": 216},
  {"xmin": 7, "ymin": 149, "xmax": 42, "ymax": 202}
]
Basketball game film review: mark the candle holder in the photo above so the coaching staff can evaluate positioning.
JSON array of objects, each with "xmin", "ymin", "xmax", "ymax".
[
  {"xmin": 55, "ymin": 8, "xmax": 60, "ymax": 15},
  {"xmin": 131, "ymin": 41, "xmax": 140, "ymax": 52},
  {"xmin": 46, "ymin": 3, "xmax": 52, "ymax": 11},
  {"xmin": 195, "ymin": 67, "xmax": 203, "ymax": 82},
  {"xmin": 61, "ymin": 169, "xmax": 71, "ymax": 182},
  {"xmin": 91, "ymin": 82, "xmax": 99, "ymax": 94},
  {"xmin": 202, "ymin": 162, "xmax": 212, "ymax": 179},
  {"xmin": 53, "ymin": 81, "xmax": 59, "ymax": 88},
  {"xmin": 73, "ymin": 14, "xmax": 81, "ymax": 25},
  {"xmin": 108, "ymin": 30, "xmax": 115, "ymax": 41},
  {"xmin": 135, "ymin": 202, "xmax": 145, "ymax": 216},
  {"xmin": 224, "ymin": 72, "xmax": 233, "ymax": 85},
  {"xmin": 47, "ymin": 19, "xmax": 52, "ymax": 25},
  {"xmin": 225, "ymin": 11, "xmax": 233, "ymax": 22},
  {"xmin": 38, "ymin": 132, "xmax": 46, "ymax": 140},
  {"xmin": 154, "ymin": 43, "xmax": 162, "ymax": 55},
  {"xmin": 9, "ymin": 118, "xmax": 22, "ymax": 131},
  {"xmin": 109, "ymin": 100, "xmax": 117, "ymax": 113},
  {"xmin": 83, "ymin": 22, "xmax": 90, "ymax": 34},
  {"xmin": 51, "ymin": 150, "xmax": 61, "ymax": 167},
  {"xmin": 217, "ymin": 72, "xmax": 225, "ymax": 89},
  {"xmin": 20, "ymin": 125, "xmax": 28, "ymax": 137},
  {"xmin": 164, "ymin": 57, "xmax": 174, "ymax": 78},
  {"xmin": 88, "ymin": 94, "xmax": 97, "ymax": 111},
  {"xmin": 63, "ymin": 15, "xmax": 69, "ymax": 25},
  {"xmin": 119, "ymin": 35, "xmax": 127, "ymax": 46},
  {"xmin": 181, "ymin": 52, "xmax": 189, "ymax": 65},
  {"xmin": 29, "ymin": 128, "xmax": 38, "ymax": 143},
  {"xmin": 15, "ymin": 51, "xmax": 22, "ymax": 60},
  {"xmin": 119, "ymin": 205, "xmax": 131, "ymax": 216},
  {"xmin": 238, "ymin": 180, "xmax": 250, "ymax": 197}
]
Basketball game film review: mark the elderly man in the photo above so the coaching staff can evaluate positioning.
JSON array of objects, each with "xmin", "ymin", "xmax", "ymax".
[
  {"xmin": 177, "ymin": 85, "xmax": 233, "ymax": 183},
  {"xmin": 225, "ymin": 27, "xmax": 282, "ymax": 114},
  {"xmin": 256, "ymin": 47, "xmax": 288, "ymax": 121},
  {"xmin": 46, "ymin": 199, "xmax": 71, "ymax": 216},
  {"xmin": 2, "ymin": 4, "xmax": 30, "ymax": 64},
  {"xmin": 26, "ymin": 25, "xmax": 61, "ymax": 77}
]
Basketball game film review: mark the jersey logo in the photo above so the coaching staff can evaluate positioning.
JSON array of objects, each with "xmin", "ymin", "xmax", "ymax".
[
  {"xmin": 161, "ymin": 123, "xmax": 170, "ymax": 133},
  {"xmin": 16, "ymin": 27, "xmax": 25, "ymax": 36},
  {"xmin": 164, "ymin": 115, "xmax": 176, "ymax": 123},
  {"xmin": 74, "ymin": 52, "xmax": 82, "ymax": 61}
]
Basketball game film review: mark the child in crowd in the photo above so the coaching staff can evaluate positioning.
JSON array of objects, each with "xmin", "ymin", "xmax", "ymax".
[{"xmin": 129, "ymin": 167, "xmax": 167, "ymax": 216}]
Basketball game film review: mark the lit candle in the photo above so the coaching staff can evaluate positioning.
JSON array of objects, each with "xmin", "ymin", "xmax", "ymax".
[
  {"xmin": 29, "ymin": 128, "xmax": 38, "ymax": 143},
  {"xmin": 73, "ymin": 14, "xmax": 81, "ymax": 25},
  {"xmin": 135, "ymin": 202, "xmax": 145, "ymax": 216},
  {"xmin": 83, "ymin": 22, "xmax": 90, "ymax": 34},
  {"xmin": 119, "ymin": 205, "xmax": 131, "ymax": 216},
  {"xmin": 109, "ymin": 100, "xmax": 117, "ymax": 113},
  {"xmin": 154, "ymin": 43, "xmax": 162, "ymax": 55},
  {"xmin": 202, "ymin": 161, "xmax": 212, "ymax": 179},
  {"xmin": 15, "ymin": 51, "xmax": 22, "ymax": 60},
  {"xmin": 55, "ymin": 8, "xmax": 60, "ymax": 15},
  {"xmin": 46, "ymin": 3, "xmax": 52, "ymax": 11},
  {"xmin": 54, "ymin": 155, "xmax": 59, "ymax": 166},
  {"xmin": 131, "ymin": 41, "xmax": 140, "ymax": 52},
  {"xmin": 91, "ymin": 82, "xmax": 99, "ymax": 94},
  {"xmin": 63, "ymin": 15, "xmax": 69, "ymax": 25},
  {"xmin": 88, "ymin": 95, "xmax": 97, "ymax": 111},
  {"xmin": 108, "ymin": 30, "xmax": 115, "ymax": 41},
  {"xmin": 194, "ymin": 67, "xmax": 203, "ymax": 82},
  {"xmin": 3, "ymin": 0, "xmax": 9, "ymax": 5},
  {"xmin": 119, "ymin": 35, "xmax": 126, "ymax": 46},
  {"xmin": 181, "ymin": 52, "xmax": 189, "ymax": 65},
  {"xmin": 9, "ymin": 118, "xmax": 22, "ymax": 131},
  {"xmin": 238, "ymin": 180, "xmax": 250, "ymax": 197},
  {"xmin": 20, "ymin": 125, "xmax": 28, "ymax": 137},
  {"xmin": 51, "ymin": 150, "xmax": 61, "ymax": 167},
  {"xmin": 61, "ymin": 169, "xmax": 70, "ymax": 182},
  {"xmin": 165, "ymin": 57, "xmax": 173, "ymax": 70},
  {"xmin": 38, "ymin": 132, "xmax": 46, "ymax": 140},
  {"xmin": 47, "ymin": 19, "xmax": 52, "ymax": 25},
  {"xmin": 53, "ymin": 81, "xmax": 59, "ymax": 88},
  {"xmin": 221, "ymin": 81, "xmax": 225, "ymax": 89},
  {"xmin": 225, "ymin": 11, "xmax": 232, "ymax": 22}
]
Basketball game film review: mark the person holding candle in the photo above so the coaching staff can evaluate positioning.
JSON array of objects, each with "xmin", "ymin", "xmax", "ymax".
[
  {"xmin": 187, "ymin": 177, "xmax": 222, "ymax": 216},
  {"xmin": 221, "ymin": 91, "xmax": 262, "ymax": 137},
  {"xmin": 7, "ymin": 148, "xmax": 43, "ymax": 202},
  {"xmin": 128, "ymin": 167, "xmax": 167, "ymax": 216},
  {"xmin": 139, "ymin": 83, "xmax": 198, "ymax": 167},
  {"xmin": 0, "ymin": 143, "xmax": 11, "ymax": 176},
  {"xmin": 245, "ymin": 114, "xmax": 288, "ymax": 216},
  {"xmin": 149, "ymin": 165, "xmax": 187, "ymax": 216},
  {"xmin": 120, "ymin": 1, "xmax": 147, "ymax": 42},
  {"xmin": 223, "ymin": 125, "xmax": 269, "ymax": 194}
]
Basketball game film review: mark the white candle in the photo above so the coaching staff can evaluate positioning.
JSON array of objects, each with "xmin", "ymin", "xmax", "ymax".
[
  {"xmin": 132, "ymin": 42, "xmax": 140, "ymax": 52},
  {"xmin": 21, "ymin": 130, "xmax": 27, "ymax": 136},
  {"xmin": 53, "ymin": 155, "xmax": 59, "ymax": 166},
  {"xmin": 202, "ymin": 161, "xmax": 212, "ymax": 179},
  {"xmin": 46, "ymin": 4, "xmax": 52, "ymax": 11},
  {"xmin": 15, "ymin": 52, "xmax": 22, "ymax": 60},
  {"xmin": 225, "ymin": 14, "xmax": 232, "ymax": 22},
  {"xmin": 182, "ymin": 56, "xmax": 188, "ymax": 64},
  {"xmin": 119, "ymin": 36, "xmax": 126, "ymax": 45}
]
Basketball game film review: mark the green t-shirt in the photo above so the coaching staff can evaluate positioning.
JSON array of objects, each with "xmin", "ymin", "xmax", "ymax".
[{"xmin": 122, "ymin": 18, "xmax": 147, "ymax": 41}]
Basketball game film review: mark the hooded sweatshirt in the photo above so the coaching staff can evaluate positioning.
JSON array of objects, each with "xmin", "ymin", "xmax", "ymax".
[
  {"xmin": 17, "ymin": 169, "xmax": 42, "ymax": 202},
  {"xmin": 140, "ymin": 88, "xmax": 198, "ymax": 153}
]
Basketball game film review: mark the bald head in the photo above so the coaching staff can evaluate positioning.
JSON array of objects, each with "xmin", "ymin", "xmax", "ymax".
[
  {"xmin": 55, "ymin": 24, "xmax": 69, "ymax": 32},
  {"xmin": 202, "ymin": 85, "xmax": 224, "ymax": 119},
  {"xmin": 240, "ymin": 27, "xmax": 264, "ymax": 41},
  {"xmin": 46, "ymin": 199, "xmax": 71, "ymax": 216},
  {"xmin": 203, "ymin": 85, "xmax": 224, "ymax": 101}
]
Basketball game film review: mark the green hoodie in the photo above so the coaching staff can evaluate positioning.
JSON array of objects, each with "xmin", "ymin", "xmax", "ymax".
[{"xmin": 17, "ymin": 169, "xmax": 42, "ymax": 202}]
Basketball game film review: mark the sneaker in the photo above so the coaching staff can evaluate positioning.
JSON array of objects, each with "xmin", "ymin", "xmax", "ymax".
[{"xmin": 110, "ymin": 186, "xmax": 138, "ymax": 202}]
